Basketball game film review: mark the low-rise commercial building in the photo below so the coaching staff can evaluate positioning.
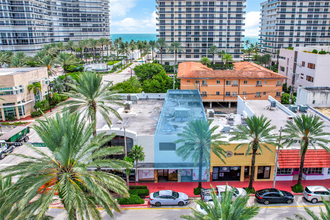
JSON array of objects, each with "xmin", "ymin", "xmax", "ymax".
[
  {"xmin": 178, "ymin": 62, "xmax": 286, "ymax": 107},
  {"xmin": 0, "ymin": 67, "xmax": 49, "ymax": 121},
  {"xmin": 279, "ymin": 46, "xmax": 330, "ymax": 87}
]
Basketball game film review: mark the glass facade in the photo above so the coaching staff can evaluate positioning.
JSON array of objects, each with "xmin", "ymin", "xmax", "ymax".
[
  {"xmin": 154, "ymin": 90, "xmax": 208, "ymax": 182},
  {"xmin": 0, "ymin": 102, "xmax": 26, "ymax": 120}
]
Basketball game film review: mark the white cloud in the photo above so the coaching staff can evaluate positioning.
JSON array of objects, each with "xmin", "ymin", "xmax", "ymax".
[
  {"xmin": 112, "ymin": 11, "xmax": 157, "ymax": 32},
  {"xmin": 244, "ymin": 11, "xmax": 261, "ymax": 36},
  {"xmin": 110, "ymin": 0, "xmax": 136, "ymax": 18}
]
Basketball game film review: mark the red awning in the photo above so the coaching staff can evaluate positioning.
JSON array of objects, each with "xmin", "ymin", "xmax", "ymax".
[{"xmin": 278, "ymin": 149, "xmax": 330, "ymax": 168}]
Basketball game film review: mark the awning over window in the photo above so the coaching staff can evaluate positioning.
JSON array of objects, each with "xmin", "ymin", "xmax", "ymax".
[{"xmin": 278, "ymin": 149, "xmax": 330, "ymax": 168}]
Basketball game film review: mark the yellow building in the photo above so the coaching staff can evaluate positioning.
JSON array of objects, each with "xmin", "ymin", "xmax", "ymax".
[{"xmin": 211, "ymin": 144, "xmax": 276, "ymax": 182}]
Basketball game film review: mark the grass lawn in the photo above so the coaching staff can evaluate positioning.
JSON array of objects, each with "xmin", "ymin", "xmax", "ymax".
[{"xmin": 107, "ymin": 60, "xmax": 121, "ymax": 65}]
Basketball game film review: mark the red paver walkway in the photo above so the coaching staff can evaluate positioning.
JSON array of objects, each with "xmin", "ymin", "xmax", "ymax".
[{"xmin": 130, "ymin": 179, "xmax": 330, "ymax": 197}]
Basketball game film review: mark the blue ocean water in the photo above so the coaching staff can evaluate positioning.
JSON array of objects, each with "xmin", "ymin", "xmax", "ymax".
[{"xmin": 111, "ymin": 34, "xmax": 259, "ymax": 46}]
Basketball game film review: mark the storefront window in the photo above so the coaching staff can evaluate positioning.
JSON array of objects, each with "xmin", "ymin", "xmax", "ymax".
[
  {"xmin": 328, "ymin": 168, "xmax": 330, "ymax": 175},
  {"xmin": 212, "ymin": 166, "xmax": 241, "ymax": 181},
  {"xmin": 277, "ymin": 168, "xmax": 293, "ymax": 175},
  {"xmin": 303, "ymin": 168, "xmax": 322, "ymax": 174},
  {"xmin": 257, "ymin": 166, "xmax": 271, "ymax": 179}
]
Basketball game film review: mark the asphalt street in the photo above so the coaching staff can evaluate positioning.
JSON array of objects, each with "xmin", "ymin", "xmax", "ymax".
[{"xmin": 47, "ymin": 195, "xmax": 327, "ymax": 220}]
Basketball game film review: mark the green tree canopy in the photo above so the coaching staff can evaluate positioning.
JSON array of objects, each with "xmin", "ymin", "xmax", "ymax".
[
  {"xmin": 141, "ymin": 71, "xmax": 173, "ymax": 93},
  {"xmin": 133, "ymin": 63, "xmax": 165, "ymax": 83},
  {"xmin": 200, "ymin": 57, "xmax": 212, "ymax": 66},
  {"xmin": 111, "ymin": 77, "xmax": 142, "ymax": 93}
]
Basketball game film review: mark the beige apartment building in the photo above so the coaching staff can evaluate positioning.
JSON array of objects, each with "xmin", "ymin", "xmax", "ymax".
[{"xmin": 0, "ymin": 67, "xmax": 49, "ymax": 121}]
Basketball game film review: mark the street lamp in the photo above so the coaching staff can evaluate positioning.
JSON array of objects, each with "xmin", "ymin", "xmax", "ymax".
[{"xmin": 47, "ymin": 83, "xmax": 54, "ymax": 112}]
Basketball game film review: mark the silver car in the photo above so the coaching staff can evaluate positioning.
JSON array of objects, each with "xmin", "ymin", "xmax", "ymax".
[
  {"xmin": 202, "ymin": 185, "xmax": 247, "ymax": 202},
  {"xmin": 149, "ymin": 190, "xmax": 189, "ymax": 206},
  {"xmin": 303, "ymin": 186, "xmax": 330, "ymax": 203}
]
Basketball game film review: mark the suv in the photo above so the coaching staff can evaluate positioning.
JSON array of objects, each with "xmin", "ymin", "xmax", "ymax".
[
  {"xmin": 201, "ymin": 185, "xmax": 247, "ymax": 202},
  {"xmin": 303, "ymin": 186, "xmax": 330, "ymax": 203}
]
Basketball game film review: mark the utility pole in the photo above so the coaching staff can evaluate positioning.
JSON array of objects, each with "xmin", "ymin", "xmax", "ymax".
[{"xmin": 273, "ymin": 127, "xmax": 282, "ymax": 188}]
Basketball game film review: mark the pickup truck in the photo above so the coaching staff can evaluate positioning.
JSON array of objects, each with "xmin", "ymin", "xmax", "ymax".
[
  {"xmin": 201, "ymin": 185, "xmax": 247, "ymax": 202},
  {"xmin": 0, "ymin": 126, "xmax": 30, "ymax": 159}
]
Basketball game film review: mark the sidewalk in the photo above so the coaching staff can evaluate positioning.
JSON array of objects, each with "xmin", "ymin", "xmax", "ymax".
[{"xmin": 131, "ymin": 179, "xmax": 330, "ymax": 197}]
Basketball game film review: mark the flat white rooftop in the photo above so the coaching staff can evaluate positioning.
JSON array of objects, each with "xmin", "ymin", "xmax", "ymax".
[{"xmin": 0, "ymin": 67, "xmax": 44, "ymax": 76}]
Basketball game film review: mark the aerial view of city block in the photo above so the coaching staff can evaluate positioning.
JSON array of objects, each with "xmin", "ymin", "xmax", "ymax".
[{"xmin": 1, "ymin": 0, "xmax": 330, "ymax": 219}]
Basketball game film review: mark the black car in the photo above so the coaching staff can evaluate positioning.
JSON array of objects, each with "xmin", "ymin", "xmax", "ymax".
[{"xmin": 255, "ymin": 188, "xmax": 294, "ymax": 205}]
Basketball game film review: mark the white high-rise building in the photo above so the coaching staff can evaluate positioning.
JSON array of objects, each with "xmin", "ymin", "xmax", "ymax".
[
  {"xmin": 260, "ymin": 0, "xmax": 330, "ymax": 60},
  {"xmin": 156, "ymin": 0, "xmax": 246, "ymax": 65},
  {"xmin": 0, "ymin": 0, "xmax": 110, "ymax": 54}
]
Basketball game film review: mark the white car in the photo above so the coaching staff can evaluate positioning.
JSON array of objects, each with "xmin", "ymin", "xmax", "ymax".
[
  {"xmin": 149, "ymin": 190, "xmax": 189, "ymax": 206},
  {"xmin": 303, "ymin": 186, "xmax": 330, "ymax": 203},
  {"xmin": 196, "ymin": 201, "xmax": 214, "ymax": 215},
  {"xmin": 201, "ymin": 185, "xmax": 247, "ymax": 202}
]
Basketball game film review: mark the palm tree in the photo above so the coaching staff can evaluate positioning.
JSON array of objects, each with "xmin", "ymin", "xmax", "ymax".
[
  {"xmin": 176, "ymin": 119, "xmax": 228, "ymax": 188},
  {"xmin": 218, "ymin": 49, "xmax": 226, "ymax": 63},
  {"xmin": 244, "ymin": 40, "xmax": 250, "ymax": 50},
  {"xmin": 230, "ymin": 115, "xmax": 278, "ymax": 190},
  {"xmin": 78, "ymin": 40, "xmax": 86, "ymax": 61},
  {"xmin": 129, "ymin": 145, "xmax": 145, "ymax": 188},
  {"xmin": 104, "ymin": 38, "xmax": 111, "ymax": 58},
  {"xmin": 287, "ymin": 197, "xmax": 330, "ymax": 220},
  {"xmin": 181, "ymin": 186, "xmax": 259, "ymax": 220},
  {"xmin": 27, "ymin": 82, "xmax": 42, "ymax": 101},
  {"xmin": 156, "ymin": 38, "xmax": 168, "ymax": 65},
  {"xmin": 200, "ymin": 57, "xmax": 211, "ymax": 66},
  {"xmin": 11, "ymin": 52, "xmax": 28, "ymax": 67},
  {"xmin": 149, "ymin": 40, "xmax": 157, "ymax": 60},
  {"xmin": 0, "ymin": 175, "xmax": 13, "ymax": 219},
  {"xmin": 57, "ymin": 42, "xmax": 65, "ymax": 52},
  {"xmin": 208, "ymin": 45, "xmax": 219, "ymax": 66},
  {"xmin": 0, "ymin": 111, "xmax": 132, "ymax": 219},
  {"xmin": 137, "ymin": 41, "xmax": 145, "ymax": 59},
  {"xmin": 282, "ymin": 114, "xmax": 330, "ymax": 186},
  {"xmin": 54, "ymin": 52, "xmax": 75, "ymax": 92},
  {"xmin": 34, "ymin": 50, "xmax": 46, "ymax": 63},
  {"xmin": 98, "ymin": 38, "xmax": 106, "ymax": 58},
  {"xmin": 41, "ymin": 55, "xmax": 55, "ymax": 76},
  {"xmin": 88, "ymin": 38, "xmax": 98, "ymax": 61},
  {"xmin": 113, "ymin": 38, "xmax": 122, "ymax": 59},
  {"xmin": 0, "ymin": 51, "xmax": 13, "ymax": 67},
  {"xmin": 169, "ymin": 42, "xmax": 183, "ymax": 73},
  {"xmin": 124, "ymin": 156, "xmax": 134, "ymax": 187},
  {"xmin": 222, "ymin": 53, "xmax": 233, "ymax": 69},
  {"xmin": 66, "ymin": 40, "xmax": 75, "ymax": 54},
  {"xmin": 59, "ymin": 71, "xmax": 123, "ymax": 136},
  {"xmin": 129, "ymin": 42, "xmax": 136, "ymax": 62}
]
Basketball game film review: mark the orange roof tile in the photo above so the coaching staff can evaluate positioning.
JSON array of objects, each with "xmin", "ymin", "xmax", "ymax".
[
  {"xmin": 177, "ymin": 62, "xmax": 287, "ymax": 80},
  {"xmin": 278, "ymin": 149, "xmax": 330, "ymax": 168}
]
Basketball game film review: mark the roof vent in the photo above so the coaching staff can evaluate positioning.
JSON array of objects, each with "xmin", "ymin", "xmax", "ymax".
[{"xmin": 207, "ymin": 109, "xmax": 214, "ymax": 119}]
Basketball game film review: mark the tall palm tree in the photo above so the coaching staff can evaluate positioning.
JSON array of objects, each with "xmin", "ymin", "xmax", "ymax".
[
  {"xmin": 129, "ymin": 145, "xmax": 145, "ymax": 188},
  {"xmin": 11, "ymin": 52, "xmax": 28, "ymax": 67},
  {"xmin": 0, "ymin": 51, "xmax": 13, "ymax": 67},
  {"xmin": 244, "ymin": 40, "xmax": 250, "ymax": 50},
  {"xmin": 66, "ymin": 40, "xmax": 75, "ymax": 54},
  {"xmin": 218, "ymin": 50, "xmax": 226, "ymax": 64},
  {"xmin": 88, "ymin": 38, "xmax": 98, "ymax": 61},
  {"xmin": 34, "ymin": 50, "xmax": 46, "ymax": 63},
  {"xmin": 137, "ymin": 41, "xmax": 145, "ymax": 59},
  {"xmin": 54, "ymin": 52, "xmax": 75, "ymax": 92},
  {"xmin": 41, "ymin": 55, "xmax": 55, "ymax": 76},
  {"xmin": 222, "ymin": 53, "xmax": 233, "ymax": 69},
  {"xmin": 78, "ymin": 40, "xmax": 86, "ymax": 61},
  {"xmin": 208, "ymin": 45, "xmax": 219, "ymax": 66},
  {"xmin": 129, "ymin": 42, "xmax": 136, "ymax": 62},
  {"xmin": 181, "ymin": 186, "xmax": 259, "ymax": 220},
  {"xmin": 0, "ymin": 111, "xmax": 132, "ymax": 219},
  {"xmin": 176, "ymin": 119, "xmax": 228, "ymax": 188},
  {"xmin": 149, "ymin": 40, "xmax": 157, "ymax": 60},
  {"xmin": 98, "ymin": 38, "xmax": 106, "ymax": 58},
  {"xmin": 59, "ymin": 71, "xmax": 123, "ymax": 136},
  {"xmin": 82, "ymin": 39, "xmax": 89, "ymax": 62},
  {"xmin": 104, "ymin": 38, "xmax": 111, "ymax": 58},
  {"xmin": 27, "ymin": 82, "xmax": 42, "ymax": 100},
  {"xmin": 200, "ymin": 57, "xmax": 211, "ymax": 66},
  {"xmin": 113, "ymin": 38, "xmax": 122, "ymax": 59},
  {"xmin": 230, "ymin": 115, "xmax": 278, "ymax": 190},
  {"xmin": 57, "ymin": 42, "xmax": 65, "ymax": 52},
  {"xmin": 287, "ymin": 197, "xmax": 330, "ymax": 220},
  {"xmin": 156, "ymin": 38, "xmax": 168, "ymax": 65},
  {"xmin": 282, "ymin": 114, "xmax": 330, "ymax": 186},
  {"xmin": 0, "ymin": 175, "xmax": 14, "ymax": 219},
  {"xmin": 169, "ymin": 42, "xmax": 183, "ymax": 73}
]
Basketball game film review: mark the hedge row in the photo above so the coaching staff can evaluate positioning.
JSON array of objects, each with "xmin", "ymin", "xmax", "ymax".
[
  {"xmin": 128, "ymin": 189, "xmax": 149, "ymax": 197},
  {"xmin": 129, "ymin": 185, "xmax": 148, "ymax": 189},
  {"xmin": 117, "ymin": 194, "xmax": 144, "ymax": 205}
]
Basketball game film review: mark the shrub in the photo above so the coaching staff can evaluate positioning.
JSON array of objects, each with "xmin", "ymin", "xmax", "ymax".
[
  {"xmin": 129, "ymin": 189, "xmax": 150, "ymax": 197},
  {"xmin": 60, "ymin": 95, "xmax": 68, "ymax": 101},
  {"xmin": 312, "ymin": 49, "xmax": 318, "ymax": 54},
  {"xmin": 117, "ymin": 194, "xmax": 144, "ymax": 205},
  {"xmin": 6, "ymin": 115, "xmax": 16, "ymax": 121},
  {"xmin": 291, "ymin": 183, "xmax": 304, "ymax": 193},
  {"xmin": 244, "ymin": 187, "xmax": 256, "ymax": 194},
  {"xmin": 129, "ymin": 185, "xmax": 148, "ymax": 189},
  {"xmin": 319, "ymin": 50, "xmax": 327, "ymax": 54},
  {"xmin": 194, "ymin": 186, "xmax": 202, "ymax": 195},
  {"xmin": 31, "ymin": 111, "xmax": 42, "ymax": 118}
]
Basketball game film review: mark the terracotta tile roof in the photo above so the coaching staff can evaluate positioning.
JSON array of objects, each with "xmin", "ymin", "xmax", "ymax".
[
  {"xmin": 278, "ymin": 149, "xmax": 330, "ymax": 168},
  {"xmin": 177, "ymin": 62, "xmax": 287, "ymax": 80}
]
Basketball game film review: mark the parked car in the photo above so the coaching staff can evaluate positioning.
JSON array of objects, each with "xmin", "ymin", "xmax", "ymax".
[
  {"xmin": 303, "ymin": 186, "xmax": 330, "ymax": 203},
  {"xmin": 196, "ymin": 201, "xmax": 214, "ymax": 215},
  {"xmin": 149, "ymin": 190, "xmax": 189, "ymax": 206},
  {"xmin": 201, "ymin": 185, "xmax": 247, "ymax": 202},
  {"xmin": 255, "ymin": 188, "xmax": 294, "ymax": 205}
]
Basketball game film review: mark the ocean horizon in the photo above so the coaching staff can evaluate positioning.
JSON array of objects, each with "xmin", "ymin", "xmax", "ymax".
[{"xmin": 111, "ymin": 33, "xmax": 259, "ymax": 46}]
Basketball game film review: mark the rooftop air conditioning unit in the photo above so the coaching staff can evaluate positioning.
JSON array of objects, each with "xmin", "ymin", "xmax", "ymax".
[
  {"xmin": 207, "ymin": 109, "xmax": 215, "ymax": 119},
  {"xmin": 289, "ymin": 105, "xmax": 298, "ymax": 112},
  {"xmin": 299, "ymin": 105, "xmax": 308, "ymax": 113},
  {"xmin": 124, "ymin": 101, "xmax": 132, "ymax": 111},
  {"xmin": 130, "ymin": 94, "xmax": 139, "ymax": 103},
  {"xmin": 269, "ymin": 101, "xmax": 277, "ymax": 110}
]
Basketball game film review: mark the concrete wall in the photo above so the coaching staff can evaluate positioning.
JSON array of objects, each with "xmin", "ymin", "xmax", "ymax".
[
  {"xmin": 118, "ymin": 93, "xmax": 166, "ymax": 100},
  {"xmin": 237, "ymin": 96, "xmax": 255, "ymax": 117},
  {"xmin": 279, "ymin": 49, "xmax": 295, "ymax": 85},
  {"xmin": 276, "ymin": 175, "xmax": 294, "ymax": 181},
  {"xmin": 296, "ymin": 87, "xmax": 330, "ymax": 107},
  {"xmin": 268, "ymin": 96, "xmax": 297, "ymax": 117}
]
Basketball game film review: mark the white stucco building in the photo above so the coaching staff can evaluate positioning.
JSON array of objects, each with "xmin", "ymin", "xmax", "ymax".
[{"xmin": 279, "ymin": 46, "xmax": 330, "ymax": 88}]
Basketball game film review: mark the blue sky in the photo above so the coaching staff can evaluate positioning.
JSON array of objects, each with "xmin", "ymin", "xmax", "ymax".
[{"xmin": 111, "ymin": 0, "xmax": 264, "ymax": 36}]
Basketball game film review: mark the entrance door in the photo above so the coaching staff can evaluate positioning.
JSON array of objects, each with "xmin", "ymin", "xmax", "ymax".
[
  {"xmin": 257, "ymin": 166, "xmax": 271, "ymax": 179},
  {"xmin": 157, "ymin": 169, "xmax": 168, "ymax": 182},
  {"xmin": 157, "ymin": 169, "xmax": 178, "ymax": 182},
  {"xmin": 244, "ymin": 166, "xmax": 250, "ymax": 179}
]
